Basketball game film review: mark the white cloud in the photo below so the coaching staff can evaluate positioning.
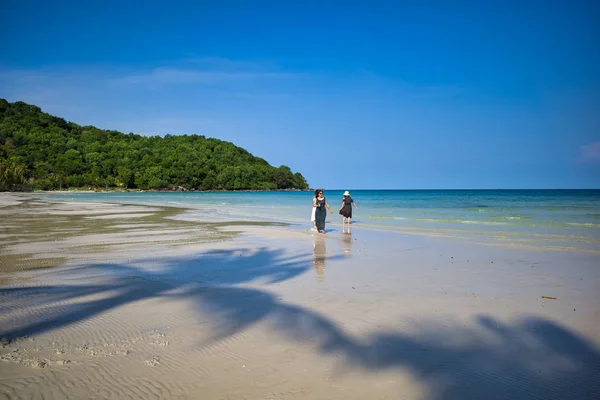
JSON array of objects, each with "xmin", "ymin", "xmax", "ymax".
[
  {"xmin": 183, "ymin": 56, "xmax": 280, "ymax": 72},
  {"xmin": 0, "ymin": 59, "xmax": 462, "ymax": 140},
  {"xmin": 111, "ymin": 67, "xmax": 295, "ymax": 85},
  {"xmin": 0, "ymin": 57, "xmax": 299, "ymax": 93},
  {"xmin": 104, "ymin": 57, "xmax": 298, "ymax": 86},
  {"xmin": 0, "ymin": 59, "xmax": 302, "ymax": 124},
  {"xmin": 579, "ymin": 141, "xmax": 600, "ymax": 163}
]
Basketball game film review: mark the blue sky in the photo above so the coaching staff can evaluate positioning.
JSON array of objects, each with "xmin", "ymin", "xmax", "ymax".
[{"xmin": 1, "ymin": 0, "xmax": 599, "ymax": 189}]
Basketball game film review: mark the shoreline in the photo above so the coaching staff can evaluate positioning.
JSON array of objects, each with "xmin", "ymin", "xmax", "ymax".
[
  {"xmin": 1, "ymin": 187, "xmax": 314, "ymax": 194},
  {"xmin": 4, "ymin": 188, "xmax": 600, "ymax": 193},
  {"xmin": 10, "ymin": 191, "xmax": 600, "ymax": 256},
  {"xmin": 1, "ymin": 193, "xmax": 599, "ymax": 399}
]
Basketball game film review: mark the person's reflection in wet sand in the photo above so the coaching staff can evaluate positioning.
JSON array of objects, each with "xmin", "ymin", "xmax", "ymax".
[
  {"xmin": 342, "ymin": 231, "xmax": 353, "ymax": 255},
  {"xmin": 312, "ymin": 236, "xmax": 327, "ymax": 282},
  {"xmin": 342, "ymin": 218, "xmax": 352, "ymax": 234}
]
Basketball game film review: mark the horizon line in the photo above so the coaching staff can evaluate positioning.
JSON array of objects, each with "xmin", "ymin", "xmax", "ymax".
[{"xmin": 320, "ymin": 188, "xmax": 600, "ymax": 191}]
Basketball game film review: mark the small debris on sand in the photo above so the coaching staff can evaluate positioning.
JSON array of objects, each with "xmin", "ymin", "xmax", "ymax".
[{"xmin": 144, "ymin": 357, "xmax": 160, "ymax": 367}]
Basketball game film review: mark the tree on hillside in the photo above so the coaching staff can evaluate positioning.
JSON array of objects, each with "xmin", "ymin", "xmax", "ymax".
[{"xmin": 0, "ymin": 99, "xmax": 310, "ymax": 191}]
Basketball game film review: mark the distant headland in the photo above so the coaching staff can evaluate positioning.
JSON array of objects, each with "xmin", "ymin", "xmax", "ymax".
[{"xmin": 0, "ymin": 99, "xmax": 309, "ymax": 192}]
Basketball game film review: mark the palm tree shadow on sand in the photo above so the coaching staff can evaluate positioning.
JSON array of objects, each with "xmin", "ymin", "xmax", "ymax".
[{"xmin": 1, "ymin": 247, "xmax": 599, "ymax": 399}]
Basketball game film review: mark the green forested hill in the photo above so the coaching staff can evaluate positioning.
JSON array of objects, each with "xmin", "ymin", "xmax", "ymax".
[{"xmin": 0, "ymin": 99, "xmax": 308, "ymax": 191}]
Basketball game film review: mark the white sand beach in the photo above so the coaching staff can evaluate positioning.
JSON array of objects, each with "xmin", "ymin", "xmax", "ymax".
[{"xmin": 1, "ymin": 193, "xmax": 599, "ymax": 400}]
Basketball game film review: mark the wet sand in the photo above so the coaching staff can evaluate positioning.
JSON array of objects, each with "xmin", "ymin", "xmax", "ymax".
[{"xmin": 1, "ymin": 193, "xmax": 599, "ymax": 400}]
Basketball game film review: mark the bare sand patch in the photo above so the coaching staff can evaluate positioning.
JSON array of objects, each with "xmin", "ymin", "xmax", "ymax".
[
  {"xmin": 85, "ymin": 213, "xmax": 155, "ymax": 220},
  {"xmin": 0, "ymin": 194, "xmax": 25, "ymax": 208}
]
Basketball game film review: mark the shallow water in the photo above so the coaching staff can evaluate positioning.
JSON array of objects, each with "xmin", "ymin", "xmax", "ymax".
[{"xmin": 29, "ymin": 190, "xmax": 600, "ymax": 253}]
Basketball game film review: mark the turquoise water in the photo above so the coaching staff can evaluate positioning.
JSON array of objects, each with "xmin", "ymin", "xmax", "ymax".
[{"xmin": 32, "ymin": 190, "xmax": 600, "ymax": 251}]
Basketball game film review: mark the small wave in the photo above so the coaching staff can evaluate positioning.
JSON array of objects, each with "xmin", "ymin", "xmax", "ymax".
[
  {"xmin": 368, "ymin": 215, "xmax": 395, "ymax": 220},
  {"xmin": 567, "ymin": 222, "xmax": 600, "ymax": 228},
  {"xmin": 410, "ymin": 217, "xmax": 508, "ymax": 226},
  {"xmin": 368, "ymin": 215, "xmax": 509, "ymax": 226},
  {"xmin": 465, "ymin": 207, "xmax": 492, "ymax": 213},
  {"xmin": 413, "ymin": 218, "xmax": 450, "ymax": 223},
  {"xmin": 488, "ymin": 215, "xmax": 531, "ymax": 221},
  {"xmin": 367, "ymin": 215, "xmax": 408, "ymax": 221},
  {"xmin": 459, "ymin": 220, "xmax": 507, "ymax": 225}
]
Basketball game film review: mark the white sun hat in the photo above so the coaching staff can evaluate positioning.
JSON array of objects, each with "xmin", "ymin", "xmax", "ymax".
[{"xmin": 343, "ymin": 191, "xmax": 350, "ymax": 196}]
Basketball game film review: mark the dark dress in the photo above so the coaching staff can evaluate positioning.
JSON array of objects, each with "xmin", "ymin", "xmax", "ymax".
[
  {"xmin": 339, "ymin": 196, "xmax": 354, "ymax": 218},
  {"xmin": 315, "ymin": 197, "xmax": 327, "ymax": 231}
]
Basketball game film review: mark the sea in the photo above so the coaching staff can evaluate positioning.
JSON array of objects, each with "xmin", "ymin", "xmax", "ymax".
[{"xmin": 31, "ymin": 189, "xmax": 600, "ymax": 253}]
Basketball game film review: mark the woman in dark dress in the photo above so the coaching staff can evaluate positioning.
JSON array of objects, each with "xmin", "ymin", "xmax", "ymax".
[
  {"xmin": 311, "ymin": 189, "xmax": 319, "ymax": 230},
  {"xmin": 313, "ymin": 189, "xmax": 333, "ymax": 234},
  {"xmin": 339, "ymin": 190, "xmax": 359, "ymax": 229}
]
